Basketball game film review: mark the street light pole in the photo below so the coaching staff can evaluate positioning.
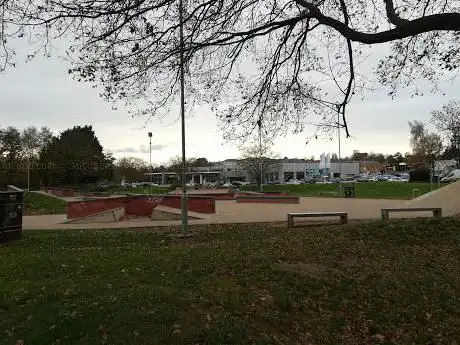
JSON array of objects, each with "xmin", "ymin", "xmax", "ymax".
[
  {"xmin": 179, "ymin": 0, "xmax": 189, "ymax": 234},
  {"xmin": 258, "ymin": 118, "xmax": 263, "ymax": 192},
  {"xmin": 27, "ymin": 155, "xmax": 30, "ymax": 191},
  {"xmin": 148, "ymin": 132, "xmax": 153, "ymax": 194},
  {"xmin": 337, "ymin": 107, "xmax": 342, "ymax": 197}
]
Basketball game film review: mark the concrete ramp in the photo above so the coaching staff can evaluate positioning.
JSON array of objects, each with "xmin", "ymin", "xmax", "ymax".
[
  {"xmin": 64, "ymin": 207, "xmax": 125, "ymax": 224},
  {"xmin": 406, "ymin": 181, "xmax": 460, "ymax": 216},
  {"xmin": 151, "ymin": 206, "xmax": 204, "ymax": 221}
]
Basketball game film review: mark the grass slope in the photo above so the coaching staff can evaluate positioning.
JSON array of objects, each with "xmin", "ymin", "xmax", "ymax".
[
  {"xmin": 1, "ymin": 219, "xmax": 459, "ymax": 344},
  {"xmin": 23, "ymin": 192, "xmax": 67, "ymax": 216},
  {"xmin": 242, "ymin": 182, "xmax": 441, "ymax": 199}
]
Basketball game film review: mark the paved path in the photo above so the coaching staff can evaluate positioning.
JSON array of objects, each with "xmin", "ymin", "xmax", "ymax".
[{"xmin": 22, "ymin": 197, "xmax": 419, "ymax": 230}]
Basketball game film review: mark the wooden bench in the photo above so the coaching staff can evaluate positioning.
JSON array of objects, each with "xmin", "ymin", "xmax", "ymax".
[
  {"xmin": 318, "ymin": 191, "xmax": 338, "ymax": 197},
  {"xmin": 287, "ymin": 212, "xmax": 348, "ymax": 227},
  {"xmin": 381, "ymin": 208, "xmax": 442, "ymax": 221}
]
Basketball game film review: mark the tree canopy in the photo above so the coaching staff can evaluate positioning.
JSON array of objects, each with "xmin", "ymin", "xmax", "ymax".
[
  {"xmin": 240, "ymin": 144, "xmax": 279, "ymax": 190},
  {"xmin": 3, "ymin": 1, "xmax": 460, "ymax": 142},
  {"xmin": 409, "ymin": 120, "xmax": 443, "ymax": 169},
  {"xmin": 39, "ymin": 125, "xmax": 114, "ymax": 186},
  {"xmin": 431, "ymin": 100, "xmax": 460, "ymax": 165}
]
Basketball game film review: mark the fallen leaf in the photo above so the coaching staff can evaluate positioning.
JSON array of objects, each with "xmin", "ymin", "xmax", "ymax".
[{"xmin": 373, "ymin": 334, "xmax": 385, "ymax": 342}]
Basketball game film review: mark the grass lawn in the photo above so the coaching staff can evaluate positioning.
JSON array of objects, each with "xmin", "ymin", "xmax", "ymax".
[
  {"xmin": 1, "ymin": 219, "xmax": 459, "ymax": 344},
  {"xmin": 109, "ymin": 185, "xmax": 174, "ymax": 195},
  {"xmin": 242, "ymin": 182, "xmax": 443, "ymax": 199},
  {"xmin": 23, "ymin": 192, "xmax": 67, "ymax": 216}
]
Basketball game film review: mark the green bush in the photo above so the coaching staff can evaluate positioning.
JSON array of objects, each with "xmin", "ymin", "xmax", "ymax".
[{"xmin": 409, "ymin": 168, "xmax": 431, "ymax": 182}]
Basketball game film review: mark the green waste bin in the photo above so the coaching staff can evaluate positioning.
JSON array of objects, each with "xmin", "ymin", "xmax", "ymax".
[
  {"xmin": 344, "ymin": 184, "xmax": 355, "ymax": 198},
  {"xmin": 0, "ymin": 190, "xmax": 24, "ymax": 243}
]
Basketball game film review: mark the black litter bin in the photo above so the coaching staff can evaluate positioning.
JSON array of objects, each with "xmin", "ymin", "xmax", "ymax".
[
  {"xmin": 0, "ymin": 190, "xmax": 24, "ymax": 243},
  {"xmin": 344, "ymin": 184, "xmax": 355, "ymax": 198}
]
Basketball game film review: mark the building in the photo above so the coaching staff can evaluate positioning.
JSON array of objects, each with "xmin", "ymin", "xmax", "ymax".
[
  {"xmin": 269, "ymin": 159, "xmax": 359, "ymax": 181},
  {"xmin": 146, "ymin": 158, "xmax": 360, "ymax": 184}
]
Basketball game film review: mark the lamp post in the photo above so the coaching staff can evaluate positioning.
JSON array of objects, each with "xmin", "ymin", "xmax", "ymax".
[
  {"xmin": 257, "ymin": 118, "xmax": 263, "ymax": 192},
  {"xmin": 27, "ymin": 154, "xmax": 30, "ymax": 191},
  {"xmin": 179, "ymin": 0, "xmax": 189, "ymax": 235},
  {"xmin": 337, "ymin": 106, "xmax": 342, "ymax": 197},
  {"xmin": 148, "ymin": 132, "xmax": 153, "ymax": 194}
]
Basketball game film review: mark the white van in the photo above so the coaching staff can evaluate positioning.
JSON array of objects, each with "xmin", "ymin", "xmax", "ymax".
[{"xmin": 441, "ymin": 169, "xmax": 460, "ymax": 182}]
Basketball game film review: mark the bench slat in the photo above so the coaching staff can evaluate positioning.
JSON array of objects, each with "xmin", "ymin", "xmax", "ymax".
[
  {"xmin": 381, "ymin": 208, "xmax": 441, "ymax": 212},
  {"xmin": 287, "ymin": 212, "xmax": 348, "ymax": 227},
  {"xmin": 288, "ymin": 212, "xmax": 346, "ymax": 216},
  {"xmin": 381, "ymin": 207, "xmax": 442, "ymax": 221}
]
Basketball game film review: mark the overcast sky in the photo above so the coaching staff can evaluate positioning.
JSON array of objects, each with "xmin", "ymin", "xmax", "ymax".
[{"xmin": 0, "ymin": 39, "xmax": 457, "ymax": 166}]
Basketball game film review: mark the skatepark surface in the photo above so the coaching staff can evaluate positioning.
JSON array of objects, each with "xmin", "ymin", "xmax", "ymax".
[
  {"xmin": 23, "ymin": 197, "xmax": 406, "ymax": 230},
  {"xmin": 24, "ymin": 181, "xmax": 460, "ymax": 230}
]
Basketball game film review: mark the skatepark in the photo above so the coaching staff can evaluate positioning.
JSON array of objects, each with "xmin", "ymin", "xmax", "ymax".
[{"xmin": 21, "ymin": 181, "xmax": 460, "ymax": 230}]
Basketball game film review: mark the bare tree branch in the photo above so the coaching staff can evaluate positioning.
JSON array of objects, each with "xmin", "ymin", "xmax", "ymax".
[{"xmin": 2, "ymin": 0, "xmax": 460, "ymax": 144}]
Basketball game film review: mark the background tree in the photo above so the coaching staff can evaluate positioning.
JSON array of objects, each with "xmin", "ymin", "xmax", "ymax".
[
  {"xmin": 385, "ymin": 152, "xmax": 405, "ymax": 170},
  {"xmin": 367, "ymin": 153, "xmax": 386, "ymax": 163},
  {"xmin": 21, "ymin": 126, "xmax": 53, "ymax": 157},
  {"xmin": 167, "ymin": 156, "xmax": 197, "ymax": 183},
  {"xmin": 116, "ymin": 156, "xmax": 149, "ymax": 182},
  {"xmin": 409, "ymin": 121, "xmax": 443, "ymax": 171},
  {"xmin": 21, "ymin": 126, "xmax": 54, "ymax": 188},
  {"xmin": 240, "ymin": 145, "xmax": 279, "ymax": 192},
  {"xmin": 39, "ymin": 125, "xmax": 112, "ymax": 186},
  {"xmin": 192, "ymin": 158, "xmax": 212, "ymax": 167},
  {"xmin": 1, "ymin": 127, "xmax": 20, "ymax": 180},
  {"xmin": 5, "ymin": 1, "xmax": 460, "ymax": 142},
  {"xmin": 351, "ymin": 151, "xmax": 368, "ymax": 161},
  {"xmin": 0, "ymin": 126, "xmax": 22, "ymax": 184},
  {"xmin": 431, "ymin": 100, "xmax": 460, "ymax": 166}
]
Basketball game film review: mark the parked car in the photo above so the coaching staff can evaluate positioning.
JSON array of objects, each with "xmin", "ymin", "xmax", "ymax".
[
  {"xmin": 441, "ymin": 169, "xmax": 460, "ymax": 182},
  {"xmin": 388, "ymin": 176, "xmax": 409, "ymax": 182},
  {"xmin": 121, "ymin": 180, "xmax": 132, "ymax": 187},
  {"xmin": 233, "ymin": 181, "xmax": 251, "ymax": 186},
  {"xmin": 286, "ymin": 179, "xmax": 303, "ymax": 185}
]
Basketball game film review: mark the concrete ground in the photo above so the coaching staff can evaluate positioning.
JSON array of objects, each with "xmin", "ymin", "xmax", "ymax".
[
  {"xmin": 23, "ymin": 197, "xmax": 409, "ymax": 230},
  {"xmin": 26, "ymin": 181, "xmax": 459, "ymax": 230}
]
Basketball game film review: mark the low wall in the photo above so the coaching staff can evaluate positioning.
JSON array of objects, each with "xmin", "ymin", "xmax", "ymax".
[
  {"xmin": 66, "ymin": 207, "xmax": 126, "ymax": 224},
  {"xmin": 261, "ymin": 191, "xmax": 289, "ymax": 196},
  {"xmin": 190, "ymin": 193, "xmax": 235, "ymax": 200},
  {"xmin": 160, "ymin": 195, "xmax": 216, "ymax": 213},
  {"xmin": 238, "ymin": 191, "xmax": 289, "ymax": 197},
  {"xmin": 67, "ymin": 195, "xmax": 156, "ymax": 219},
  {"xmin": 67, "ymin": 194, "xmax": 216, "ymax": 219},
  {"xmin": 236, "ymin": 195, "xmax": 300, "ymax": 204},
  {"xmin": 44, "ymin": 187, "xmax": 79, "ymax": 198},
  {"xmin": 81, "ymin": 192, "xmax": 113, "ymax": 198}
]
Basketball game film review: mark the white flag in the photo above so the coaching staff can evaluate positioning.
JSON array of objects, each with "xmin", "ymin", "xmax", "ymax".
[{"xmin": 319, "ymin": 153, "xmax": 325, "ymax": 169}]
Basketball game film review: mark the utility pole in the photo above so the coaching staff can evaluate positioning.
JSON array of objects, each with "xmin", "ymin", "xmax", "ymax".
[
  {"xmin": 27, "ymin": 155, "xmax": 30, "ymax": 191},
  {"xmin": 148, "ymin": 132, "xmax": 153, "ymax": 194},
  {"xmin": 337, "ymin": 106, "xmax": 342, "ymax": 197},
  {"xmin": 258, "ymin": 118, "xmax": 263, "ymax": 192},
  {"xmin": 179, "ymin": 0, "xmax": 189, "ymax": 235}
]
